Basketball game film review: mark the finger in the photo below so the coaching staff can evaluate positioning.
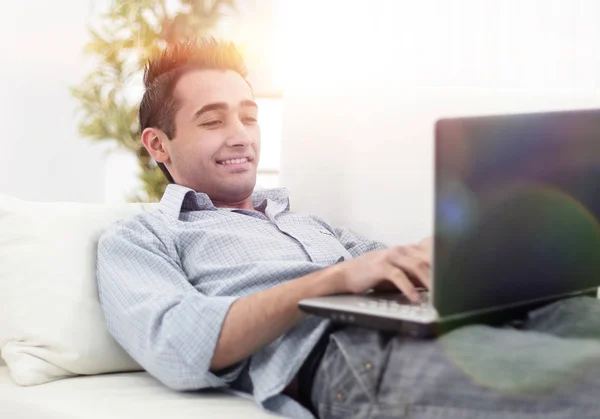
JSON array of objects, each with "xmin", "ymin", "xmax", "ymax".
[
  {"xmin": 390, "ymin": 253, "xmax": 431, "ymax": 290},
  {"xmin": 372, "ymin": 280, "xmax": 398, "ymax": 292},
  {"xmin": 419, "ymin": 236, "xmax": 433, "ymax": 251},
  {"xmin": 404, "ymin": 244, "xmax": 432, "ymax": 267},
  {"xmin": 392, "ymin": 245, "xmax": 431, "ymax": 267},
  {"xmin": 389, "ymin": 247, "xmax": 431, "ymax": 287},
  {"xmin": 407, "ymin": 256, "xmax": 432, "ymax": 290},
  {"xmin": 385, "ymin": 267, "xmax": 420, "ymax": 302}
]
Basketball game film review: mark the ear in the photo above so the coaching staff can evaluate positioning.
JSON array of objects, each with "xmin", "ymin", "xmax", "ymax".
[{"xmin": 141, "ymin": 128, "xmax": 170, "ymax": 164}]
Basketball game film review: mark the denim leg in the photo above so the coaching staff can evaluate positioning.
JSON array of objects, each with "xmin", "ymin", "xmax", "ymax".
[
  {"xmin": 522, "ymin": 296, "xmax": 600, "ymax": 339},
  {"xmin": 311, "ymin": 322, "xmax": 600, "ymax": 419}
]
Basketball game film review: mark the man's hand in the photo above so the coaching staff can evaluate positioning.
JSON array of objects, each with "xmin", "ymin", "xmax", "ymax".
[{"xmin": 336, "ymin": 237, "xmax": 433, "ymax": 302}]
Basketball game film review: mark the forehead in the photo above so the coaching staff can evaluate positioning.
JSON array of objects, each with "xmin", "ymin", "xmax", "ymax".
[{"xmin": 174, "ymin": 69, "xmax": 253, "ymax": 111}]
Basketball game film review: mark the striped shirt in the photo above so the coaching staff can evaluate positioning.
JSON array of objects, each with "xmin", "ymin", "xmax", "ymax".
[{"xmin": 96, "ymin": 184, "xmax": 386, "ymax": 418}]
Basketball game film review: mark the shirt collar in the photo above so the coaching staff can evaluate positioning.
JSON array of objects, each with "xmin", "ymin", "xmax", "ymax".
[{"xmin": 159, "ymin": 184, "xmax": 291, "ymax": 219}]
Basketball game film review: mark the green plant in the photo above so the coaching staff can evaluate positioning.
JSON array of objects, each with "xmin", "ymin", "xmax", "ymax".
[{"xmin": 71, "ymin": 0, "xmax": 236, "ymax": 202}]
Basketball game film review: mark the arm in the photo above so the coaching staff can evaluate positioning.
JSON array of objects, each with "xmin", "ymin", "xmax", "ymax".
[
  {"xmin": 98, "ymin": 218, "xmax": 430, "ymax": 388},
  {"xmin": 212, "ymin": 224, "xmax": 428, "ymax": 370},
  {"xmin": 212, "ymin": 229, "xmax": 431, "ymax": 370},
  {"xmin": 97, "ymin": 217, "xmax": 348, "ymax": 389},
  {"xmin": 97, "ymin": 219, "xmax": 240, "ymax": 390},
  {"xmin": 210, "ymin": 264, "xmax": 345, "ymax": 371}
]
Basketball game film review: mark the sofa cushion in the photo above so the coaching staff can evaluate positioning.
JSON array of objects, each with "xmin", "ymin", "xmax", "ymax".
[
  {"xmin": 0, "ymin": 194, "xmax": 157, "ymax": 385},
  {"xmin": 0, "ymin": 366, "xmax": 279, "ymax": 418}
]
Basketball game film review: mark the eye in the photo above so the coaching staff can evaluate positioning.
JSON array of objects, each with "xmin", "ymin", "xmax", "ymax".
[
  {"xmin": 200, "ymin": 120, "xmax": 222, "ymax": 128},
  {"xmin": 242, "ymin": 116, "xmax": 258, "ymax": 125}
]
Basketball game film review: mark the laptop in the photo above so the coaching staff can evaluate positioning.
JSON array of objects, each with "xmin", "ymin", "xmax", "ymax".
[{"xmin": 299, "ymin": 108, "xmax": 600, "ymax": 338}]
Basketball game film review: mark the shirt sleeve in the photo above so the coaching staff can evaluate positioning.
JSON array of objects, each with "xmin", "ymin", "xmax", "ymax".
[
  {"xmin": 333, "ymin": 225, "xmax": 388, "ymax": 257},
  {"xmin": 96, "ymin": 216, "xmax": 242, "ymax": 391}
]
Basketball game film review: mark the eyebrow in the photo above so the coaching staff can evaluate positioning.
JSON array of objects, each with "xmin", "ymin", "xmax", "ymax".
[{"xmin": 192, "ymin": 100, "xmax": 258, "ymax": 121}]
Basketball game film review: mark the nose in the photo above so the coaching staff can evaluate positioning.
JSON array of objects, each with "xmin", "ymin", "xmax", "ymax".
[{"xmin": 226, "ymin": 118, "xmax": 253, "ymax": 147}]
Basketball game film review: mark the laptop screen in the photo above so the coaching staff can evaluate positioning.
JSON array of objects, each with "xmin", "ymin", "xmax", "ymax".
[{"xmin": 434, "ymin": 108, "xmax": 600, "ymax": 317}]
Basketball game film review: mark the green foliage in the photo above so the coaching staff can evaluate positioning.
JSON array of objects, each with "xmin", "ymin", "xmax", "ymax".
[{"xmin": 72, "ymin": 0, "xmax": 236, "ymax": 202}]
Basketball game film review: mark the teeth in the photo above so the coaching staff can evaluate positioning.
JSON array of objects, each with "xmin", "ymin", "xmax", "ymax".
[{"xmin": 220, "ymin": 158, "xmax": 249, "ymax": 165}]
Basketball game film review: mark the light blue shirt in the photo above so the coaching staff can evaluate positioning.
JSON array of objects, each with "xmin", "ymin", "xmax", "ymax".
[{"xmin": 96, "ymin": 184, "xmax": 386, "ymax": 418}]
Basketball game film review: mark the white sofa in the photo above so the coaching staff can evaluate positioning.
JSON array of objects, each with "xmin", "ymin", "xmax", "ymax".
[
  {"xmin": 0, "ymin": 368, "xmax": 276, "ymax": 419},
  {"xmin": 0, "ymin": 196, "xmax": 280, "ymax": 419},
  {"xmin": 2, "ymin": 87, "xmax": 599, "ymax": 418}
]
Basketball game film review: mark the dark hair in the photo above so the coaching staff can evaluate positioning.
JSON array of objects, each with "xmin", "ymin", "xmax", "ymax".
[{"xmin": 139, "ymin": 38, "xmax": 249, "ymax": 182}]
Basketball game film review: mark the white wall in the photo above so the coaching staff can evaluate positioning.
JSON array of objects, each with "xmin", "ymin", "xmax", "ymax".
[
  {"xmin": 281, "ymin": 86, "xmax": 600, "ymax": 246},
  {"xmin": 273, "ymin": 0, "xmax": 600, "ymax": 91},
  {"xmin": 0, "ymin": 0, "xmax": 278, "ymax": 204},
  {"xmin": 278, "ymin": 0, "xmax": 600, "ymax": 246},
  {"xmin": 0, "ymin": 1, "xmax": 108, "ymax": 203}
]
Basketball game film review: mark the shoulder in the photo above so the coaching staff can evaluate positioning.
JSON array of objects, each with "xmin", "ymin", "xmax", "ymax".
[{"xmin": 99, "ymin": 208, "xmax": 171, "ymax": 250}]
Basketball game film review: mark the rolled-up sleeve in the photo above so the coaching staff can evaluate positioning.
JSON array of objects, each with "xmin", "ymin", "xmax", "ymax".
[
  {"xmin": 333, "ymin": 225, "xmax": 387, "ymax": 257},
  {"xmin": 96, "ymin": 218, "xmax": 241, "ymax": 391}
]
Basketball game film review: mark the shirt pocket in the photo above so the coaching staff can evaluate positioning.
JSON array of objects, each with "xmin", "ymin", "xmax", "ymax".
[{"xmin": 294, "ymin": 224, "xmax": 352, "ymax": 265}]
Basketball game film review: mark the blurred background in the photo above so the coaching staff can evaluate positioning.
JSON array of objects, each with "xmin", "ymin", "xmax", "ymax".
[{"xmin": 1, "ymin": 0, "xmax": 599, "ymax": 209}]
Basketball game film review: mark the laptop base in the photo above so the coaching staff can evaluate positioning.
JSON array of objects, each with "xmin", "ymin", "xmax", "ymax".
[{"xmin": 299, "ymin": 290, "xmax": 598, "ymax": 338}]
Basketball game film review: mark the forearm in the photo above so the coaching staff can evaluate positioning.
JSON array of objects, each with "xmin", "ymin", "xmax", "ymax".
[{"xmin": 210, "ymin": 264, "xmax": 346, "ymax": 371}]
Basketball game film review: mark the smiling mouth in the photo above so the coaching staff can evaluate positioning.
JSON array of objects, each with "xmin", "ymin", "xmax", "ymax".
[{"xmin": 217, "ymin": 157, "xmax": 252, "ymax": 166}]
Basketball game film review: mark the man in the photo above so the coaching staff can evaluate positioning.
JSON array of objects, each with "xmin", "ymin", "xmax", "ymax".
[{"xmin": 97, "ymin": 38, "xmax": 600, "ymax": 419}]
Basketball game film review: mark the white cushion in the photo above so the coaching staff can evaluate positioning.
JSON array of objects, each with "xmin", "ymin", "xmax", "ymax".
[
  {"xmin": 0, "ymin": 366, "xmax": 280, "ymax": 418},
  {"xmin": 0, "ymin": 194, "xmax": 157, "ymax": 385}
]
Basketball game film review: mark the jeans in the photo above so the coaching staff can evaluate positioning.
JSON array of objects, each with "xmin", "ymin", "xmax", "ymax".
[{"xmin": 310, "ymin": 296, "xmax": 600, "ymax": 418}]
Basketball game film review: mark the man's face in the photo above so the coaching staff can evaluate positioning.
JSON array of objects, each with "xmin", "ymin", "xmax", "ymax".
[{"xmin": 164, "ymin": 69, "xmax": 261, "ymax": 202}]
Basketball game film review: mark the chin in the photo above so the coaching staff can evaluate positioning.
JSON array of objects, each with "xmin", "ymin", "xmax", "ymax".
[{"xmin": 229, "ymin": 178, "xmax": 256, "ymax": 193}]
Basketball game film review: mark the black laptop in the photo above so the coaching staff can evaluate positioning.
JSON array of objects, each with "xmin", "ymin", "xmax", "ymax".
[{"xmin": 299, "ymin": 108, "xmax": 600, "ymax": 338}]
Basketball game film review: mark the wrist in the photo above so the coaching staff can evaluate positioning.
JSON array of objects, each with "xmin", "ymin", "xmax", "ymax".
[
  {"xmin": 290, "ymin": 262, "xmax": 349, "ymax": 301},
  {"xmin": 316, "ymin": 263, "xmax": 348, "ymax": 296}
]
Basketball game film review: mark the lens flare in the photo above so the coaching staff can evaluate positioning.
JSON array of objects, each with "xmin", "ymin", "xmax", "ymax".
[{"xmin": 436, "ymin": 181, "xmax": 600, "ymax": 395}]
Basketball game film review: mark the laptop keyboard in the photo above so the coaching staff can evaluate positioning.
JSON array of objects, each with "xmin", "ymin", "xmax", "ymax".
[{"xmin": 357, "ymin": 292, "xmax": 432, "ymax": 316}]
